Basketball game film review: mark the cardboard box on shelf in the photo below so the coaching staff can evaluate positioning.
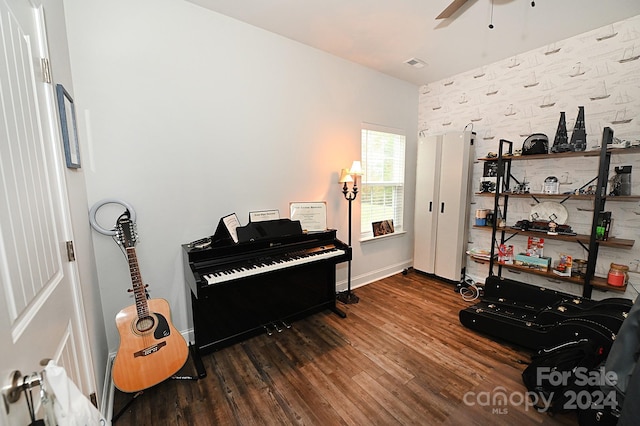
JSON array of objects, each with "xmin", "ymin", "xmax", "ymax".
[
  {"xmin": 526, "ymin": 236, "xmax": 544, "ymax": 257},
  {"xmin": 498, "ymin": 244, "xmax": 514, "ymax": 264},
  {"xmin": 596, "ymin": 212, "xmax": 611, "ymax": 241},
  {"xmin": 514, "ymin": 253, "xmax": 551, "ymax": 272}
]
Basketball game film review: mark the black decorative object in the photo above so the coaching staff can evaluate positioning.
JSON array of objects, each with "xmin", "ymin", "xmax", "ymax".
[
  {"xmin": 611, "ymin": 166, "xmax": 632, "ymax": 196},
  {"xmin": 522, "ymin": 133, "xmax": 549, "ymax": 155},
  {"xmin": 570, "ymin": 106, "xmax": 587, "ymax": 151},
  {"xmin": 551, "ymin": 111, "xmax": 570, "ymax": 153}
]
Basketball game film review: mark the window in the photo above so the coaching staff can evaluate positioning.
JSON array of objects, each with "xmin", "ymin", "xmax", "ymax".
[{"xmin": 360, "ymin": 124, "xmax": 406, "ymax": 239}]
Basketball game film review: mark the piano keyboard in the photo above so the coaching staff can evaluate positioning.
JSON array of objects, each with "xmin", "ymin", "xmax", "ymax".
[{"xmin": 203, "ymin": 245, "xmax": 346, "ymax": 285}]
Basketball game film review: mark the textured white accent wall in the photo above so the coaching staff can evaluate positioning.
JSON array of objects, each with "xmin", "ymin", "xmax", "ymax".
[{"xmin": 419, "ymin": 15, "xmax": 640, "ymax": 300}]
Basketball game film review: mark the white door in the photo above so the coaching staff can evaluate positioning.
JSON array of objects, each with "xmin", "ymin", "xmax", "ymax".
[
  {"xmin": 413, "ymin": 135, "xmax": 441, "ymax": 274},
  {"xmin": 435, "ymin": 131, "xmax": 473, "ymax": 280},
  {"xmin": 0, "ymin": 0, "xmax": 95, "ymax": 423}
]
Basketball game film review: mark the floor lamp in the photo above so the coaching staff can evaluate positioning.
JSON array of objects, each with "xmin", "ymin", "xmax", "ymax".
[{"xmin": 336, "ymin": 161, "xmax": 362, "ymax": 304}]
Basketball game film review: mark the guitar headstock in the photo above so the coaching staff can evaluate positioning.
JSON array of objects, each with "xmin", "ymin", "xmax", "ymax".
[{"xmin": 115, "ymin": 214, "xmax": 137, "ymax": 248}]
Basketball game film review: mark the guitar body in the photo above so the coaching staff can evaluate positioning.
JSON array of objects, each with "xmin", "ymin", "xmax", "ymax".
[{"xmin": 112, "ymin": 298, "xmax": 188, "ymax": 393}]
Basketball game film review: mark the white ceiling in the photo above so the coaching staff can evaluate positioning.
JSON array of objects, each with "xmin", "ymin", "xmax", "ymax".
[{"xmin": 187, "ymin": 0, "xmax": 640, "ymax": 86}]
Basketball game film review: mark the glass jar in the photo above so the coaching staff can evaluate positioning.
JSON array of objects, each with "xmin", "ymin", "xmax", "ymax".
[
  {"xmin": 475, "ymin": 209, "xmax": 488, "ymax": 227},
  {"xmin": 573, "ymin": 259, "xmax": 587, "ymax": 277},
  {"xmin": 607, "ymin": 263, "xmax": 629, "ymax": 287}
]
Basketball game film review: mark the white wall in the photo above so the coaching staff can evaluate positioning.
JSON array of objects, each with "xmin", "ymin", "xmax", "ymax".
[
  {"xmin": 43, "ymin": 0, "xmax": 108, "ymax": 402},
  {"xmin": 419, "ymin": 14, "xmax": 640, "ymax": 300},
  {"xmin": 63, "ymin": 0, "xmax": 418, "ymax": 352}
]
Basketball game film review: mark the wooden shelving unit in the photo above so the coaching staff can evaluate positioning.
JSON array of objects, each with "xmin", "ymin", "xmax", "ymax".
[
  {"xmin": 470, "ymin": 251, "xmax": 629, "ymax": 293},
  {"xmin": 475, "ymin": 192, "xmax": 640, "ymax": 202},
  {"xmin": 497, "ymin": 263, "xmax": 626, "ymax": 292},
  {"xmin": 472, "ymin": 225, "xmax": 635, "ymax": 249},
  {"xmin": 476, "ymin": 145, "xmax": 640, "ymax": 162},
  {"xmin": 479, "ymin": 128, "xmax": 635, "ymax": 298}
]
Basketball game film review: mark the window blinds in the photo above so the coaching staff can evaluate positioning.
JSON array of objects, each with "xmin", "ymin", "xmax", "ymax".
[{"xmin": 360, "ymin": 126, "xmax": 406, "ymax": 238}]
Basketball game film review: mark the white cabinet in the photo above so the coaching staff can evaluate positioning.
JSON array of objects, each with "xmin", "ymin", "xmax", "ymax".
[{"xmin": 414, "ymin": 131, "xmax": 475, "ymax": 281}]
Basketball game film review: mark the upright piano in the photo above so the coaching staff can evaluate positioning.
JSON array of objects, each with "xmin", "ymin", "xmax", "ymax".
[{"xmin": 182, "ymin": 219, "xmax": 351, "ymax": 377}]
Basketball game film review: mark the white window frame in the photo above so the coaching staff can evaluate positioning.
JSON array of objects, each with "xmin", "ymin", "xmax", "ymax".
[{"xmin": 360, "ymin": 123, "xmax": 406, "ymax": 240}]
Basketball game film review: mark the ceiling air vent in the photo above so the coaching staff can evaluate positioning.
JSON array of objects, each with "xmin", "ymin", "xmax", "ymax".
[{"xmin": 404, "ymin": 58, "xmax": 427, "ymax": 69}]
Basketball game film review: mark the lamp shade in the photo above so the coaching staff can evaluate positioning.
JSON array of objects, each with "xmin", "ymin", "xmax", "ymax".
[
  {"xmin": 338, "ymin": 168, "xmax": 354, "ymax": 183},
  {"xmin": 349, "ymin": 161, "xmax": 363, "ymax": 175}
]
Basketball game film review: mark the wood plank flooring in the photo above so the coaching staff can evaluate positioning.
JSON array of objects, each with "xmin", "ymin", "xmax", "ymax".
[{"xmin": 112, "ymin": 271, "xmax": 578, "ymax": 425}]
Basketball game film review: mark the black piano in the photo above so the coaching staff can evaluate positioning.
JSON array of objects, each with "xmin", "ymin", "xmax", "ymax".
[{"xmin": 182, "ymin": 219, "xmax": 351, "ymax": 377}]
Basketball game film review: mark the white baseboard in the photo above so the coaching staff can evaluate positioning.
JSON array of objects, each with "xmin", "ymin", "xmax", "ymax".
[
  {"xmin": 102, "ymin": 354, "xmax": 115, "ymax": 423},
  {"xmin": 336, "ymin": 259, "xmax": 413, "ymax": 292}
]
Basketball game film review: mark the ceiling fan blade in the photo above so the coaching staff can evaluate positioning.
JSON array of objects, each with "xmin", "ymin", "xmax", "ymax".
[{"xmin": 436, "ymin": 0, "xmax": 469, "ymax": 19}]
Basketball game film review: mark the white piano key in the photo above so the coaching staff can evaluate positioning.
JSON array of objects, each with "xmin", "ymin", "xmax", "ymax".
[{"xmin": 203, "ymin": 247, "xmax": 345, "ymax": 285}]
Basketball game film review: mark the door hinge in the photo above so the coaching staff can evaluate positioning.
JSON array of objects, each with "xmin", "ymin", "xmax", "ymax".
[
  {"xmin": 66, "ymin": 241, "xmax": 75, "ymax": 262},
  {"xmin": 40, "ymin": 58, "xmax": 51, "ymax": 84}
]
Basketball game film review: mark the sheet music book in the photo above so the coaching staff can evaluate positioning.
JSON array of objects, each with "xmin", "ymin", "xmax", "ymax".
[
  {"xmin": 249, "ymin": 209, "xmax": 280, "ymax": 222},
  {"xmin": 212, "ymin": 213, "xmax": 241, "ymax": 245}
]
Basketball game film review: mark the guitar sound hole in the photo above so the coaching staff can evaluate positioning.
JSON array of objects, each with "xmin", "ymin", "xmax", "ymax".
[{"xmin": 136, "ymin": 316, "xmax": 155, "ymax": 333}]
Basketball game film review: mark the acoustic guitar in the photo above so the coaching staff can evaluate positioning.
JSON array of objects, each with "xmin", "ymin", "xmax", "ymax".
[{"xmin": 112, "ymin": 215, "xmax": 188, "ymax": 393}]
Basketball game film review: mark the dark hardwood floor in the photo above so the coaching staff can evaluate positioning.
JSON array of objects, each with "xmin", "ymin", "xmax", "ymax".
[{"xmin": 112, "ymin": 271, "xmax": 578, "ymax": 425}]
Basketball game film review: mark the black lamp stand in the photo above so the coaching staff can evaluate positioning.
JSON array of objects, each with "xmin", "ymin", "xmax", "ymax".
[{"xmin": 336, "ymin": 180, "xmax": 359, "ymax": 304}]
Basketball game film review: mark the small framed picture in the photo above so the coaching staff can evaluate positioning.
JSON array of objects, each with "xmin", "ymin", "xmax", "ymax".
[
  {"xmin": 56, "ymin": 84, "xmax": 81, "ymax": 168},
  {"xmin": 372, "ymin": 219, "xmax": 394, "ymax": 237}
]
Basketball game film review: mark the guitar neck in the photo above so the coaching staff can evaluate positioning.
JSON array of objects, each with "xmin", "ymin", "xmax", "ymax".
[{"xmin": 126, "ymin": 247, "xmax": 149, "ymax": 318}]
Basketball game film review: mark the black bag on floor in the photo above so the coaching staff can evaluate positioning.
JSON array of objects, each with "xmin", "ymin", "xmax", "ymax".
[
  {"xmin": 522, "ymin": 338, "xmax": 607, "ymax": 415},
  {"xmin": 599, "ymin": 292, "xmax": 640, "ymax": 425},
  {"xmin": 577, "ymin": 406, "xmax": 618, "ymax": 425}
]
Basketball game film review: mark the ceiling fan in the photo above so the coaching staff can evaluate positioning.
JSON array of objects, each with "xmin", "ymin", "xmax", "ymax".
[
  {"xmin": 436, "ymin": 0, "xmax": 535, "ymax": 21},
  {"xmin": 436, "ymin": 0, "xmax": 470, "ymax": 19}
]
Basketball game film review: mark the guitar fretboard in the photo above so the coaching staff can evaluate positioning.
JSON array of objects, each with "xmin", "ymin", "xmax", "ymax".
[{"xmin": 127, "ymin": 247, "xmax": 149, "ymax": 319}]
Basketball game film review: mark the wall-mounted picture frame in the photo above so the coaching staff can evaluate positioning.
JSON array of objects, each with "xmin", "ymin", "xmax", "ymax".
[
  {"xmin": 56, "ymin": 84, "xmax": 81, "ymax": 168},
  {"xmin": 290, "ymin": 202, "xmax": 327, "ymax": 232}
]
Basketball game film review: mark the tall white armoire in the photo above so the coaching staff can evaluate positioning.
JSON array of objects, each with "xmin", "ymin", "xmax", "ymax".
[{"xmin": 414, "ymin": 131, "xmax": 475, "ymax": 282}]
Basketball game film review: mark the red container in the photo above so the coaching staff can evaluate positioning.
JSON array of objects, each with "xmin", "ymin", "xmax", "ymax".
[{"xmin": 607, "ymin": 263, "xmax": 628, "ymax": 287}]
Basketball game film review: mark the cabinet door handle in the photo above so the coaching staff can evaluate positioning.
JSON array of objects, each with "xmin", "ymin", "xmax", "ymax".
[
  {"xmin": 441, "ymin": 202, "xmax": 445, "ymax": 213},
  {"xmin": 429, "ymin": 201, "xmax": 433, "ymax": 212}
]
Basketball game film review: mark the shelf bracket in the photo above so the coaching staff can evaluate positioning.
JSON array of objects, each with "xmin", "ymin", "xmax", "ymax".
[
  {"xmin": 578, "ymin": 176, "xmax": 598, "ymax": 193},
  {"xmin": 577, "ymin": 240, "xmax": 590, "ymax": 253},
  {"xmin": 502, "ymin": 231, "xmax": 518, "ymax": 244}
]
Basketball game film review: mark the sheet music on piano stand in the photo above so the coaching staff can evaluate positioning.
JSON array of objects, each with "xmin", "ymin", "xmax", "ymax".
[{"xmin": 211, "ymin": 213, "xmax": 240, "ymax": 245}]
